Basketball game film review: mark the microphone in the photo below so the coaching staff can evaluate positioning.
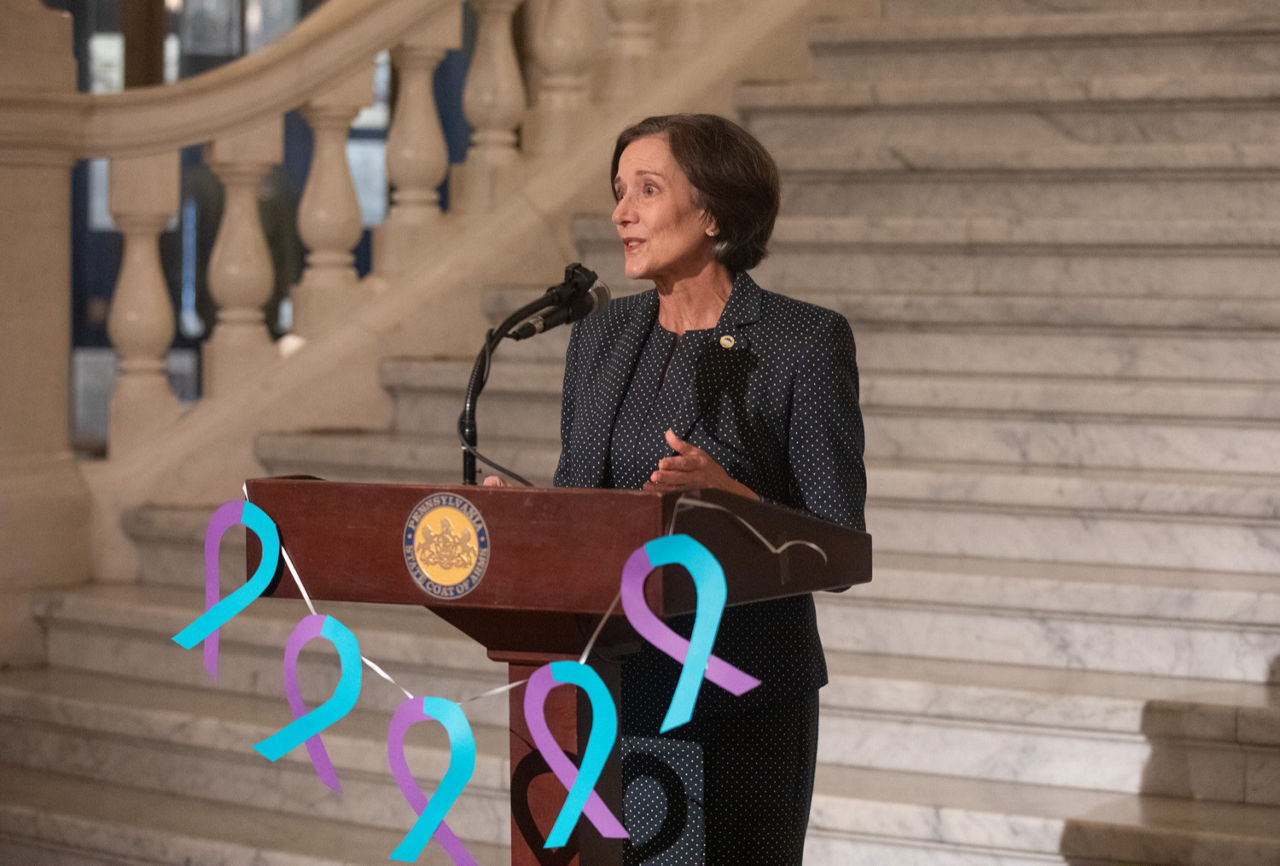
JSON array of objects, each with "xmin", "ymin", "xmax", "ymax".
[
  {"xmin": 508, "ymin": 279, "xmax": 611, "ymax": 340},
  {"xmin": 460, "ymin": 263, "xmax": 605, "ymax": 485}
]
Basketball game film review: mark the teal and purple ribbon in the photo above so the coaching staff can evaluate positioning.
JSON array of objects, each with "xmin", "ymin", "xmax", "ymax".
[
  {"xmin": 620, "ymin": 535, "xmax": 760, "ymax": 732},
  {"xmin": 387, "ymin": 696, "xmax": 477, "ymax": 864},
  {"xmin": 523, "ymin": 661, "xmax": 627, "ymax": 848},
  {"xmin": 172, "ymin": 500, "xmax": 280, "ymax": 681},
  {"xmin": 252, "ymin": 614, "xmax": 362, "ymax": 791}
]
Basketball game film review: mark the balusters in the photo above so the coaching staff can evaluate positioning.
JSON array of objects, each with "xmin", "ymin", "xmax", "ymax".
[
  {"xmin": 106, "ymin": 151, "xmax": 182, "ymax": 453},
  {"xmin": 451, "ymin": 0, "xmax": 526, "ymax": 214},
  {"xmin": 203, "ymin": 117, "xmax": 282, "ymax": 396},
  {"xmin": 599, "ymin": 0, "xmax": 656, "ymax": 101},
  {"xmin": 376, "ymin": 8, "xmax": 460, "ymax": 278},
  {"xmin": 523, "ymin": 0, "xmax": 595, "ymax": 157},
  {"xmin": 293, "ymin": 65, "xmax": 374, "ymax": 339}
]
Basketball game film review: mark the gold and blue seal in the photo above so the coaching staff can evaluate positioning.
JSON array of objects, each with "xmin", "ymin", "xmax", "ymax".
[{"xmin": 403, "ymin": 493, "xmax": 490, "ymax": 599}]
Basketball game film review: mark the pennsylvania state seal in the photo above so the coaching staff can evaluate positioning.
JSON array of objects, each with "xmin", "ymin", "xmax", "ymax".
[{"xmin": 403, "ymin": 493, "xmax": 490, "ymax": 599}]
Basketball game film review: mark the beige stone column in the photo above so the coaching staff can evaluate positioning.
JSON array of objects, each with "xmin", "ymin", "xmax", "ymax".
[
  {"xmin": 204, "ymin": 118, "xmax": 283, "ymax": 397},
  {"xmin": 292, "ymin": 66, "xmax": 373, "ymax": 339},
  {"xmin": 0, "ymin": 1, "xmax": 92, "ymax": 666},
  {"xmin": 449, "ymin": 0, "xmax": 527, "ymax": 214},
  {"xmin": 375, "ymin": 7, "xmax": 461, "ymax": 279},
  {"xmin": 522, "ymin": 0, "xmax": 595, "ymax": 157}
]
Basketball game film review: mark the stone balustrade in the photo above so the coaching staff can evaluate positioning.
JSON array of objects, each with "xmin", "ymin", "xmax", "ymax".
[{"xmin": 82, "ymin": 0, "xmax": 698, "ymax": 455}]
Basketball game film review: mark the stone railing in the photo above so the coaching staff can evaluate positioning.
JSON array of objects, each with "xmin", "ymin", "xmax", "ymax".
[{"xmin": 83, "ymin": 0, "xmax": 700, "ymax": 459}]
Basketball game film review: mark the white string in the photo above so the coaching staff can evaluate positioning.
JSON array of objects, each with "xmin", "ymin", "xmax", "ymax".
[
  {"xmin": 460, "ymin": 679, "xmax": 525, "ymax": 705},
  {"xmin": 672, "ymin": 495, "xmax": 829, "ymax": 565},
  {"xmin": 280, "ymin": 546, "xmax": 319, "ymax": 616},
  {"xmin": 579, "ymin": 591, "xmax": 622, "ymax": 665},
  {"xmin": 361, "ymin": 654, "xmax": 416, "ymax": 701}
]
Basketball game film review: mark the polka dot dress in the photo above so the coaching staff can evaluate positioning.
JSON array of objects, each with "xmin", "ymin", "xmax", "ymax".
[{"xmin": 554, "ymin": 272, "xmax": 867, "ymax": 864}]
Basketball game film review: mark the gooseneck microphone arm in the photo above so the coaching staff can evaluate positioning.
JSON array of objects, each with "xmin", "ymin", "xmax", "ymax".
[{"xmin": 459, "ymin": 264, "xmax": 604, "ymax": 486}]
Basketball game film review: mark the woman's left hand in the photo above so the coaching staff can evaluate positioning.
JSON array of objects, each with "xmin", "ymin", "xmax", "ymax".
[{"xmin": 643, "ymin": 429, "xmax": 757, "ymax": 500}]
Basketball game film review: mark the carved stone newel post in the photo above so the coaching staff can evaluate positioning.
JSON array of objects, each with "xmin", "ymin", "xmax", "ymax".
[{"xmin": 0, "ymin": 0, "xmax": 92, "ymax": 665}]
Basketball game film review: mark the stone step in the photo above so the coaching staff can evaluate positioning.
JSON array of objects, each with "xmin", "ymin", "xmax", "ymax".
[
  {"xmin": 855, "ymin": 324, "xmax": 1280, "ymax": 382},
  {"xmin": 873, "ymin": 495, "xmax": 1280, "ymax": 573},
  {"xmin": 385, "ymin": 356, "xmax": 1280, "ymax": 432},
  {"xmin": 0, "ymin": 762, "xmax": 502, "ymax": 866},
  {"xmin": 575, "ymin": 213, "xmax": 1280, "ymax": 299},
  {"xmin": 812, "ymin": 11, "xmax": 1280, "ymax": 82},
  {"xmin": 883, "ymin": 0, "xmax": 1280, "ymax": 18},
  {"xmin": 808, "ymin": 764, "xmax": 1280, "ymax": 865},
  {"xmin": 468, "ymin": 307, "xmax": 1280, "ymax": 375},
  {"xmin": 821, "ymin": 652, "xmax": 1280, "ymax": 803},
  {"xmin": 870, "ymin": 459, "xmax": 1280, "ymax": 572},
  {"xmin": 770, "ymin": 142, "xmax": 1280, "ymax": 174},
  {"xmin": 826, "ymin": 552, "xmax": 1280, "ymax": 679},
  {"xmin": 0, "ymin": 668, "xmax": 514, "ymax": 849},
  {"xmin": 871, "ymin": 459, "xmax": 1280, "ymax": 520},
  {"xmin": 828, "ymin": 650, "xmax": 1280, "ymax": 744},
  {"xmin": 253, "ymin": 430, "xmax": 557, "ymax": 486},
  {"xmin": 866, "ymin": 372, "xmax": 1280, "ymax": 420},
  {"xmin": 867, "ymin": 408, "xmax": 1280, "ymax": 473},
  {"xmin": 779, "ymin": 170, "xmax": 1280, "ymax": 222},
  {"xmin": 382, "ymin": 357, "xmax": 563, "ymax": 440},
  {"xmin": 738, "ymin": 74, "xmax": 1280, "ymax": 151},
  {"xmin": 34, "ymin": 584, "xmax": 510, "ymax": 727},
  {"xmin": 816, "ymin": 290, "xmax": 1280, "ymax": 329}
]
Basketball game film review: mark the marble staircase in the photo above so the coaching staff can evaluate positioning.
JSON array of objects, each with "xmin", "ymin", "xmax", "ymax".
[{"xmin": 5, "ymin": 3, "xmax": 1280, "ymax": 864}]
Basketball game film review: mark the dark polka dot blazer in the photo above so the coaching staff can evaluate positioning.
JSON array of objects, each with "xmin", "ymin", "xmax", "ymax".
[{"xmin": 553, "ymin": 272, "xmax": 867, "ymax": 712}]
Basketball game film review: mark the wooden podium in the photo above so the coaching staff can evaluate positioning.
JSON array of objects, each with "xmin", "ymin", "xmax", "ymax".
[{"xmin": 244, "ymin": 477, "xmax": 871, "ymax": 865}]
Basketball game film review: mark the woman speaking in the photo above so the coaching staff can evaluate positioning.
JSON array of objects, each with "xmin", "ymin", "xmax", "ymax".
[{"xmin": 551, "ymin": 113, "xmax": 867, "ymax": 863}]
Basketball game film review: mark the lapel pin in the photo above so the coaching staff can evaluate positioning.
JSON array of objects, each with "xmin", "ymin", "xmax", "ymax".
[{"xmin": 719, "ymin": 335, "xmax": 736, "ymax": 349}]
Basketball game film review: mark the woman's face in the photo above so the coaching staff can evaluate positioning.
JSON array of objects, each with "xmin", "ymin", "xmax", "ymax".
[{"xmin": 612, "ymin": 135, "xmax": 718, "ymax": 286}]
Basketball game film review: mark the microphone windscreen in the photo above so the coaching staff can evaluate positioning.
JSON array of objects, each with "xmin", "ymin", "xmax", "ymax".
[{"xmin": 588, "ymin": 282, "xmax": 611, "ymax": 315}]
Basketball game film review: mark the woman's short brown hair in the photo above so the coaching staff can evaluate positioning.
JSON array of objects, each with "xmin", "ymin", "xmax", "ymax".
[{"xmin": 611, "ymin": 114, "xmax": 780, "ymax": 275}]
